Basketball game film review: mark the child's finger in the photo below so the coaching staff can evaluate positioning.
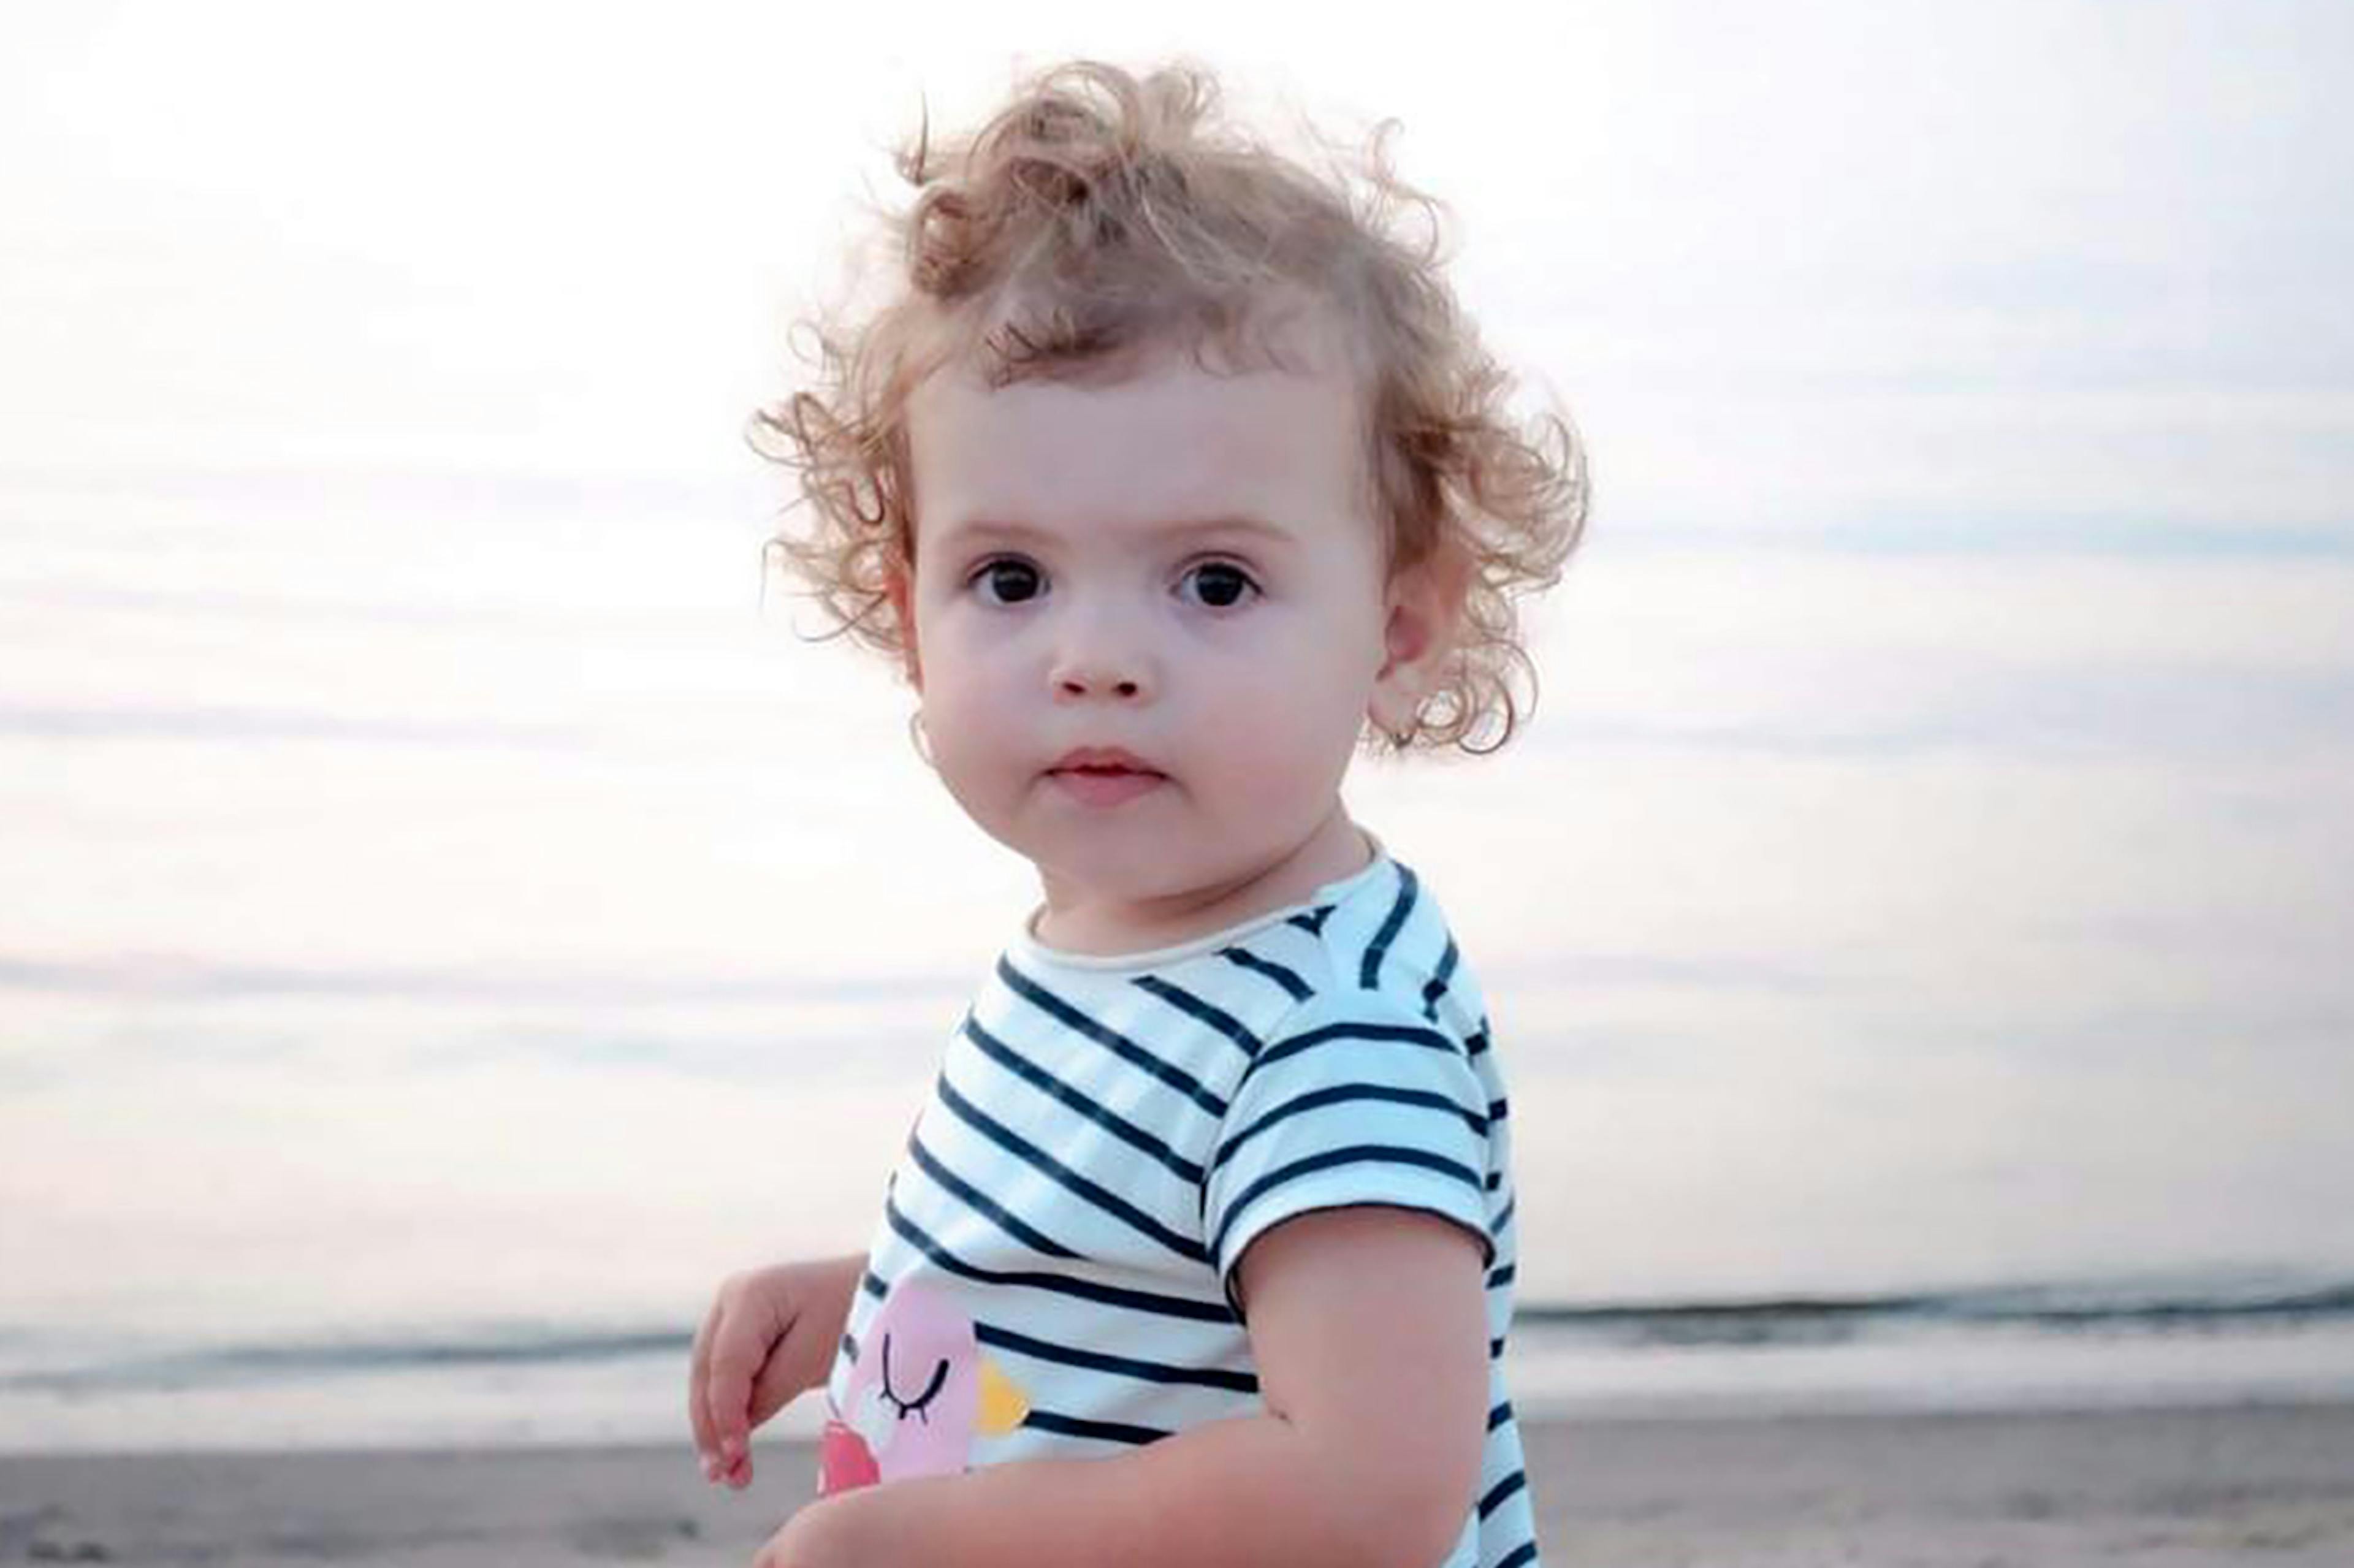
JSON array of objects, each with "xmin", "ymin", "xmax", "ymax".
[
  {"xmin": 687, "ymin": 1296, "xmax": 725, "ymax": 1469},
  {"xmin": 747, "ymin": 1341, "xmax": 813, "ymax": 1429},
  {"xmin": 704, "ymin": 1314, "xmax": 768, "ymax": 1463}
]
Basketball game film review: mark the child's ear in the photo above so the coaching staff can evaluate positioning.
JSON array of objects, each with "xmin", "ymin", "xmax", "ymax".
[
  {"xmin": 1368, "ymin": 540, "xmax": 1472, "ymax": 739},
  {"xmin": 884, "ymin": 560, "xmax": 923, "ymax": 690}
]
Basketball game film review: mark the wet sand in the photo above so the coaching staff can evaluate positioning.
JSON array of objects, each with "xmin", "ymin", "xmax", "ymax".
[{"xmin": 4, "ymin": 1402, "xmax": 2351, "ymax": 1566}]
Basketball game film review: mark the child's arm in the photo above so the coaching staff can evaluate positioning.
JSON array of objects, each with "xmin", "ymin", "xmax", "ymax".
[
  {"xmin": 757, "ymin": 1208, "xmax": 1490, "ymax": 1568},
  {"xmin": 691, "ymin": 1252, "xmax": 869, "ymax": 1488}
]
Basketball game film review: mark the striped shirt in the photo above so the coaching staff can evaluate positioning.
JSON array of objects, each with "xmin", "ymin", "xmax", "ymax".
[{"xmin": 822, "ymin": 848, "xmax": 1538, "ymax": 1568}]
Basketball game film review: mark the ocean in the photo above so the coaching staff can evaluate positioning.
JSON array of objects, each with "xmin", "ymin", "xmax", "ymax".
[{"xmin": 7, "ymin": 1270, "xmax": 2352, "ymax": 1455}]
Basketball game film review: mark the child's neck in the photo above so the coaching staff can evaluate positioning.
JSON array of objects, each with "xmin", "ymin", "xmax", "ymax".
[{"xmin": 1029, "ymin": 807, "xmax": 1375, "ymax": 959}]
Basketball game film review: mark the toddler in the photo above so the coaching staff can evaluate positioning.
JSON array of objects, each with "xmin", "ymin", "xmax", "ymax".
[{"xmin": 688, "ymin": 58, "xmax": 1586, "ymax": 1568}]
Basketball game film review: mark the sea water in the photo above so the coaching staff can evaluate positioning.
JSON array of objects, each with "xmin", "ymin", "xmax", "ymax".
[{"xmin": 6, "ymin": 1272, "xmax": 2353, "ymax": 1454}]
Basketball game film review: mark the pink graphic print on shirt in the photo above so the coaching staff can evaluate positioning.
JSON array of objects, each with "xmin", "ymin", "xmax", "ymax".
[{"xmin": 821, "ymin": 1279, "xmax": 1027, "ymax": 1494}]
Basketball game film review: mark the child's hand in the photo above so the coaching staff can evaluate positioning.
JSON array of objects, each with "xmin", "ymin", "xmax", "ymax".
[{"xmin": 689, "ymin": 1254, "xmax": 864, "ymax": 1490}]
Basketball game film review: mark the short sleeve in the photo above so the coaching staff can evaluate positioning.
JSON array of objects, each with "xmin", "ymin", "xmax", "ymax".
[{"xmin": 1201, "ymin": 988, "xmax": 1495, "ymax": 1315}]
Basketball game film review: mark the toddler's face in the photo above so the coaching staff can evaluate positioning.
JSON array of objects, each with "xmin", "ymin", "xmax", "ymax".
[{"xmin": 896, "ymin": 321, "xmax": 1439, "ymax": 943}]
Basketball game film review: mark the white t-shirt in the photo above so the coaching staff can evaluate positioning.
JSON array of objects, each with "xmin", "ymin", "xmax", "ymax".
[{"xmin": 819, "ymin": 845, "xmax": 1539, "ymax": 1568}]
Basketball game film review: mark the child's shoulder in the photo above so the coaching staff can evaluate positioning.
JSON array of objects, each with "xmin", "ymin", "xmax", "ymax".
[
  {"xmin": 985, "ymin": 847, "xmax": 1490, "ymax": 1065},
  {"xmin": 1183, "ymin": 850, "xmax": 1488, "ymax": 1051}
]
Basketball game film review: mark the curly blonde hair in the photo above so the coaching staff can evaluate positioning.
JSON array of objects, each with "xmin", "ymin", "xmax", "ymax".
[{"xmin": 752, "ymin": 59, "xmax": 1588, "ymax": 755}]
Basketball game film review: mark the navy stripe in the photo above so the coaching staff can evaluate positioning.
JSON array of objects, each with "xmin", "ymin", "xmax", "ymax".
[
  {"xmin": 996, "ymin": 957, "xmax": 1226, "ymax": 1117},
  {"xmin": 1209, "ymin": 1084, "xmax": 1488, "ymax": 1176},
  {"xmin": 1235, "ymin": 1019, "xmax": 1463, "ymax": 1099},
  {"xmin": 1488, "ymin": 1097, "xmax": 1509, "ymax": 1122},
  {"xmin": 1286, "ymin": 906, "xmax": 1333, "ymax": 935},
  {"xmin": 975, "ymin": 1320, "xmax": 1259, "ymax": 1393},
  {"xmin": 1487, "ymin": 1399, "xmax": 1514, "ymax": 1432},
  {"xmin": 1487, "ymin": 1170, "xmax": 1503, "ymax": 1192},
  {"xmin": 1248, "ymin": 1016, "xmax": 1459, "ymax": 1071},
  {"xmin": 1493, "ymin": 1195, "xmax": 1517, "ymax": 1233},
  {"xmin": 1219, "ymin": 945, "xmax": 1310, "ymax": 1001},
  {"xmin": 908, "ymin": 1132, "xmax": 1082, "ymax": 1260},
  {"xmin": 1131, "ymin": 975, "xmax": 1263, "ymax": 1059},
  {"xmin": 1487, "ymin": 1262, "xmax": 1517, "ymax": 1289},
  {"xmin": 884, "ymin": 1197, "xmax": 1235, "ymax": 1323},
  {"xmin": 1467, "ymin": 1026, "xmax": 1491, "ymax": 1057},
  {"xmin": 1479, "ymin": 1470, "xmax": 1528, "ymax": 1520},
  {"xmin": 1211, "ymin": 1143, "xmax": 1485, "ymax": 1262},
  {"xmin": 963, "ymin": 1016, "xmax": 1202, "ymax": 1184},
  {"xmin": 1359, "ymin": 862, "xmax": 1419, "ymax": 989},
  {"xmin": 1489, "ymin": 1335, "xmax": 1507, "ymax": 1357},
  {"xmin": 1497, "ymin": 1540, "xmax": 1540, "ymax": 1568},
  {"xmin": 1422, "ymin": 936, "xmax": 1460, "ymax": 1021},
  {"xmin": 1019, "ymin": 1408, "xmax": 1170, "ymax": 1445},
  {"xmin": 935, "ymin": 1077, "xmax": 1210, "ymax": 1265},
  {"xmin": 848, "ymin": 1270, "xmax": 880, "ymax": 1372}
]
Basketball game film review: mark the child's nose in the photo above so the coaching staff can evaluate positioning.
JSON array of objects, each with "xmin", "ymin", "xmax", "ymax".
[
  {"xmin": 1053, "ymin": 662, "xmax": 1148, "ymax": 702},
  {"xmin": 1049, "ymin": 637, "xmax": 1152, "ymax": 701},
  {"xmin": 1048, "ymin": 599, "xmax": 1157, "ymax": 702}
]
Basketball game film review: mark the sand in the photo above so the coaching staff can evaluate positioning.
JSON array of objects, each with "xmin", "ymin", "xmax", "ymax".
[{"xmin": 3, "ymin": 1403, "xmax": 2350, "ymax": 1566}]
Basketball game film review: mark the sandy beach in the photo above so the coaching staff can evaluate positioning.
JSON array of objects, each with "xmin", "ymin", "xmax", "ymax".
[{"xmin": 4, "ymin": 1402, "xmax": 2350, "ymax": 1566}]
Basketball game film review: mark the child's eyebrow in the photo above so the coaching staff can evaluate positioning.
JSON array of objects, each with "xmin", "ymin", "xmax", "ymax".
[{"xmin": 936, "ymin": 515, "xmax": 1298, "ymax": 552}]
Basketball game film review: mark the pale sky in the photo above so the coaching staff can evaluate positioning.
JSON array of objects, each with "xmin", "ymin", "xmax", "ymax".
[{"xmin": 4, "ymin": 0, "xmax": 2352, "ymax": 1338}]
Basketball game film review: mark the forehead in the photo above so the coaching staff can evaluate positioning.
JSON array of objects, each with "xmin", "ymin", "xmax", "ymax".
[{"xmin": 905, "ymin": 319, "xmax": 1371, "ymax": 556}]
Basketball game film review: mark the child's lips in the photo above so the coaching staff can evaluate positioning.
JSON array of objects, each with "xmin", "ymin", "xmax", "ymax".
[
  {"xmin": 1050, "ymin": 745, "xmax": 1160, "ymax": 774},
  {"xmin": 1047, "ymin": 763, "xmax": 1166, "ymax": 807}
]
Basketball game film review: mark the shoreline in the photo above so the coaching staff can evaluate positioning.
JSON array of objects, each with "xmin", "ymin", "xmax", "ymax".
[{"xmin": 4, "ymin": 1401, "xmax": 2352, "ymax": 1565}]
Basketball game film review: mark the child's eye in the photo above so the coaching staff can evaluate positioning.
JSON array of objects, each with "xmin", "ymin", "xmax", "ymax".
[
  {"xmin": 969, "ymin": 557, "xmax": 1046, "ymax": 606},
  {"xmin": 877, "ymin": 1333, "xmax": 951, "ymax": 1424},
  {"xmin": 1178, "ymin": 560, "xmax": 1260, "ymax": 610}
]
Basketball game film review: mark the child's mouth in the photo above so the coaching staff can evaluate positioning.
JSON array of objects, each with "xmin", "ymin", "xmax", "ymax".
[{"xmin": 1049, "ymin": 765, "xmax": 1165, "ymax": 805}]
